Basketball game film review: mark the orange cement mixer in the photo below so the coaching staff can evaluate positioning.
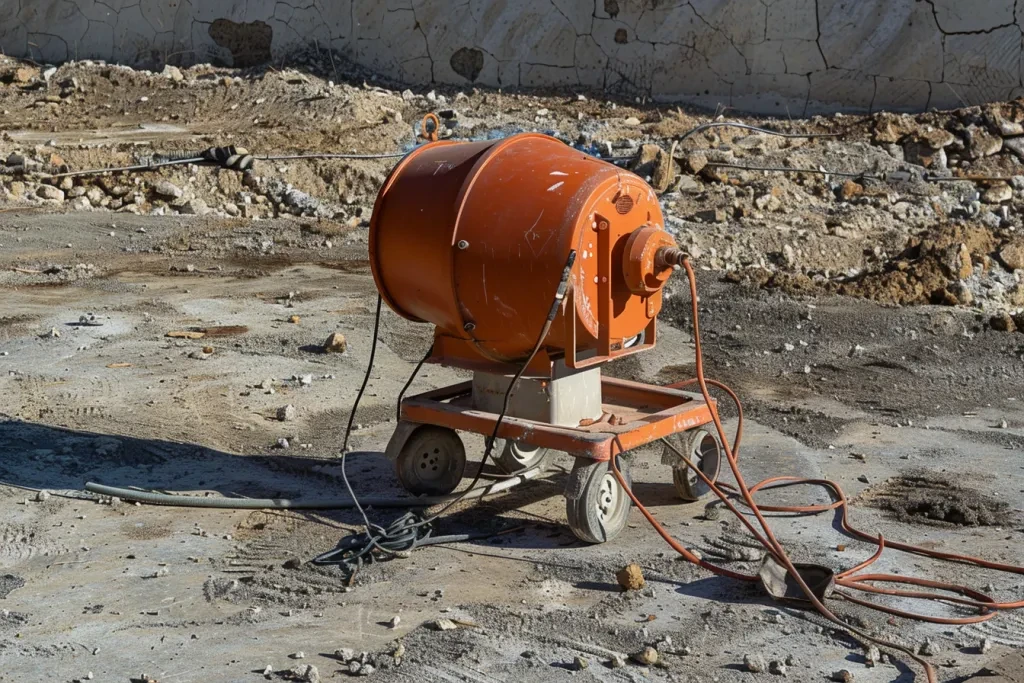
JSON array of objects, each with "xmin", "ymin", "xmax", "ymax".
[{"xmin": 370, "ymin": 133, "xmax": 720, "ymax": 543}]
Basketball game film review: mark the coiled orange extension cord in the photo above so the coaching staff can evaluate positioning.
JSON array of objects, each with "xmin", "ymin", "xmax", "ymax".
[{"xmin": 608, "ymin": 258, "xmax": 1024, "ymax": 682}]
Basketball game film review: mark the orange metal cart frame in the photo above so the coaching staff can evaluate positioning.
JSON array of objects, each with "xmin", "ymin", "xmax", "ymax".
[{"xmin": 400, "ymin": 376, "xmax": 716, "ymax": 462}]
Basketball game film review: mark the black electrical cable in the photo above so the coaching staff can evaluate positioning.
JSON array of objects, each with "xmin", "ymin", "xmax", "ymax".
[
  {"xmin": 396, "ymin": 344, "xmax": 434, "ymax": 423},
  {"xmin": 314, "ymin": 250, "xmax": 577, "ymax": 580}
]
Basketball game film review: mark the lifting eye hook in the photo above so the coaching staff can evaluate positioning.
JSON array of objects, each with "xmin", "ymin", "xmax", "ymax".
[{"xmin": 420, "ymin": 113, "xmax": 441, "ymax": 143}]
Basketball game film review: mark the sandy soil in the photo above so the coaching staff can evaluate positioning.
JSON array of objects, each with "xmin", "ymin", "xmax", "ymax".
[{"xmin": 0, "ymin": 55, "xmax": 1022, "ymax": 683}]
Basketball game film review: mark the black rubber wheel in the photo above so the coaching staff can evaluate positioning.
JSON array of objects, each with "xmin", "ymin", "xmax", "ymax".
[
  {"xmin": 670, "ymin": 428, "xmax": 722, "ymax": 502},
  {"xmin": 493, "ymin": 439, "xmax": 551, "ymax": 475},
  {"xmin": 395, "ymin": 425, "xmax": 466, "ymax": 496},
  {"xmin": 564, "ymin": 456, "xmax": 632, "ymax": 544}
]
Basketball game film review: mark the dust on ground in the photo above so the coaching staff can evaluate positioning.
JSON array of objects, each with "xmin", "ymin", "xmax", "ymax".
[
  {"xmin": 864, "ymin": 472, "xmax": 1012, "ymax": 527},
  {"xmin": 0, "ymin": 53, "xmax": 1022, "ymax": 683}
]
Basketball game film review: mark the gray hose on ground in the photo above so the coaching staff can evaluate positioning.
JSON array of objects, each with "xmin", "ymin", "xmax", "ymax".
[{"xmin": 85, "ymin": 465, "xmax": 544, "ymax": 510}]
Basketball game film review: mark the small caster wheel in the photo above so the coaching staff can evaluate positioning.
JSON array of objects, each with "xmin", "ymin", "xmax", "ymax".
[
  {"xmin": 394, "ymin": 424, "xmax": 466, "ymax": 496},
  {"xmin": 564, "ymin": 456, "xmax": 632, "ymax": 544},
  {"xmin": 492, "ymin": 439, "xmax": 551, "ymax": 475},
  {"xmin": 668, "ymin": 428, "xmax": 722, "ymax": 502}
]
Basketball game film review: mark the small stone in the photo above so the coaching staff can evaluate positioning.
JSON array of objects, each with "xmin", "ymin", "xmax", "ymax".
[
  {"xmin": 607, "ymin": 654, "xmax": 627, "ymax": 668},
  {"xmin": 153, "ymin": 180, "xmax": 183, "ymax": 199},
  {"xmin": 918, "ymin": 639, "xmax": 938, "ymax": 656},
  {"xmin": 865, "ymin": 645, "xmax": 880, "ymax": 666},
  {"xmin": 431, "ymin": 618, "xmax": 458, "ymax": 631},
  {"xmin": 263, "ymin": 664, "xmax": 273, "ymax": 679},
  {"xmin": 571, "ymin": 656, "xmax": 588, "ymax": 671},
  {"xmin": 830, "ymin": 671, "xmax": 854, "ymax": 682},
  {"xmin": 388, "ymin": 615, "xmax": 401, "ymax": 629},
  {"xmin": 980, "ymin": 637, "xmax": 993, "ymax": 654},
  {"xmin": 998, "ymin": 419, "xmax": 1008, "ymax": 429},
  {"xmin": 277, "ymin": 437, "xmax": 290, "ymax": 449},
  {"xmin": 615, "ymin": 563, "xmax": 645, "ymax": 591},
  {"xmin": 623, "ymin": 116, "xmax": 641, "ymax": 126},
  {"xmin": 744, "ymin": 653, "xmax": 768, "ymax": 673},
  {"xmin": 857, "ymin": 474, "xmax": 870, "ymax": 484},
  {"xmin": 162, "ymin": 65, "xmax": 184, "ymax": 82},
  {"xmin": 289, "ymin": 664, "xmax": 320, "ymax": 683},
  {"xmin": 283, "ymin": 557, "xmax": 301, "ymax": 570},
  {"xmin": 990, "ymin": 312, "xmax": 1016, "ymax": 333},
  {"xmin": 839, "ymin": 180, "xmax": 863, "ymax": 201},
  {"xmin": 323, "ymin": 332, "xmax": 347, "ymax": 353},
  {"xmin": 37, "ymin": 185, "xmax": 65, "ymax": 202},
  {"xmin": 999, "ymin": 240, "xmax": 1024, "ymax": 270},
  {"xmin": 631, "ymin": 646, "xmax": 658, "ymax": 665},
  {"xmin": 42, "ymin": 327, "xmax": 61, "ymax": 339},
  {"xmin": 34, "ymin": 490, "xmax": 50, "ymax": 502},
  {"xmin": 784, "ymin": 655, "xmax": 796, "ymax": 666},
  {"xmin": 768, "ymin": 660, "xmax": 787, "ymax": 676},
  {"xmin": 982, "ymin": 183, "xmax": 1012, "ymax": 204},
  {"xmin": 277, "ymin": 404, "xmax": 296, "ymax": 422},
  {"xmin": 334, "ymin": 648, "xmax": 356, "ymax": 662},
  {"xmin": 288, "ymin": 315, "xmax": 301, "ymax": 324},
  {"xmin": 291, "ymin": 651, "xmax": 305, "ymax": 659}
]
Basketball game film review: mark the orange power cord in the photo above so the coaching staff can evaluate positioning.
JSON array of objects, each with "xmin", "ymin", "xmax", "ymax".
[{"xmin": 607, "ymin": 257, "xmax": 1024, "ymax": 683}]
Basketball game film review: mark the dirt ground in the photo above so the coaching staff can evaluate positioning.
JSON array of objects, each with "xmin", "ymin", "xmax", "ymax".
[{"xmin": 0, "ymin": 55, "xmax": 1022, "ymax": 683}]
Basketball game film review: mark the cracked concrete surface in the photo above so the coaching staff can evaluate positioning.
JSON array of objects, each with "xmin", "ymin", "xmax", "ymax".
[{"xmin": 3, "ymin": 0, "xmax": 1024, "ymax": 114}]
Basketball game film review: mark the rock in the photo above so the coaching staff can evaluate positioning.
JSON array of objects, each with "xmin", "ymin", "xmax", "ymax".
[
  {"xmin": 334, "ymin": 648, "xmax": 356, "ymax": 662},
  {"xmin": 262, "ymin": 664, "xmax": 273, "ymax": 679},
  {"xmin": 288, "ymin": 664, "xmax": 320, "ymax": 683},
  {"xmin": 277, "ymin": 404, "xmax": 296, "ymax": 421},
  {"xmin": 41, "ymin": 327, "xmax": 61, "ymax": 338},
  {"xmin": 571, "ymin": 656, "xmax": 588, "ymax": 671},
  {"xmin": 864, "ymin": 645, "xmax": 880, "ymax": 666},
  {"xmin": 348, "ymin": 661, "xmax": 362, "ymax": 674},
  {"xmin": 768, "ymin": 660, "xmax": 787, "ymax": 676},
  {"xmin": 830, "ymin": 671, "xmax": 854, "ymax": 682},
  {"xmin": 291, "ymin": 651, "xmax": 305, "ymax": 659},
  {"xmin": 70, "ymin": 196, "xmax": 91, "ymax": 211},
  {"xmin": 918, "ymin": 638, "xmax": 939, "ymax": 656},
  {"xmin": 37, "ymin": 185, "xmax": 65, "ymax": 202},
  {"xmin": 162, "ymin": 65, "xmax": 184, "ymax": 82},
  {"xmin": 615, "ymin": 563, "xmax": 645, "ymax": 591},
  {"xmin": 179, "ymin": 198, "xmax": 210, "ymax": 215},
  {"xmin": 388, "ymin": 615, "xmax": 400, "ymax": 629},
  {"xmin": 1003, "ymin": 136, "xmax": 1024, "ymax": 160},
  {"xmin": 839, "ymin": 180, "xmax": 863, "ymax": 201},
  {"xmin": 223, "ymin": 202, "xmax": 240, "ymax": 216},
  {"xmin": 628, "ymin": 144, "xmax": 674, "ymax": 193},
  {"xmin": 744, "ymin": 653, "xmax": 768, "ymax": 673},
  {"xmin": 12, "ymin": 66, "xmax": 38, "ymax": 84},
  {"xmin": 357, "ymin": 664, "xmax": 375, "ymax": 675},
  {"xmin": 982, "ymin": 183, "xmax": 1012, "ymax": 204},
  {"xmin": 153, "ymin": 180, "xmax": 183, "ymax": 199},
  {"xmin": 277, "ymin": 437, "xmax": 290, "ymax": 449},
  {"xmin": 288, "ymin": 315, "xmax": 301, "ymax": 324},
  {"xmin": 8, "ymin": 181, "xmax": 25, "ymax": 197},
  {"xmin": 34, "ymin": 490, "xmax": 50, "ymax": 502},
  {"xmin": 623, "ymin": 116, "xmax": 641, "ymax": 126},
  {"xmin": 755, "ymin": 192, "xmax": 782, "ymax": 212},
  {"xmin": 323, "ymin": 332, "xmax": 347, "ymax": 353},
  {"xmin": 685, "ymin": 152, "xmax": 708, "ymax": 174},
  {"xmin": 980, "ymin": 637, "xmax": 993, "ymax": 654},
  {"xmin": 85, "ymin": 187, "xmax": 104, "ymax": 206},
  {"xmin": 282, "ymin": 557, "xmax": 301, "ymax": 570},
  {"xmin": 430, "ymin": 618, "xmax": 458, "ymax": 631},
  {"xmin": 299, "ymin": 374, "xmax": 313, "ymax": 387},
  {"xmin": 999, "ymin": 240, "xmax": 1024, "ymax": 270},
  {"xmin": 607, "ymin": 654, "xmax": 627, "ymax": 668},
  {"xmin": 990, "ymin": 312, "xmax": 1016, "ymax": 333},
  {"xmin": 966, "ymin": 125, "xmax": 1002, "ymax": 158}
]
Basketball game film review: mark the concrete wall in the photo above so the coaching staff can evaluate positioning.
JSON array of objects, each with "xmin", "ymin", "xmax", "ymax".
[{"xmin": 1, "ymin": 0, "xmax": 1021, "ymax": 115}]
